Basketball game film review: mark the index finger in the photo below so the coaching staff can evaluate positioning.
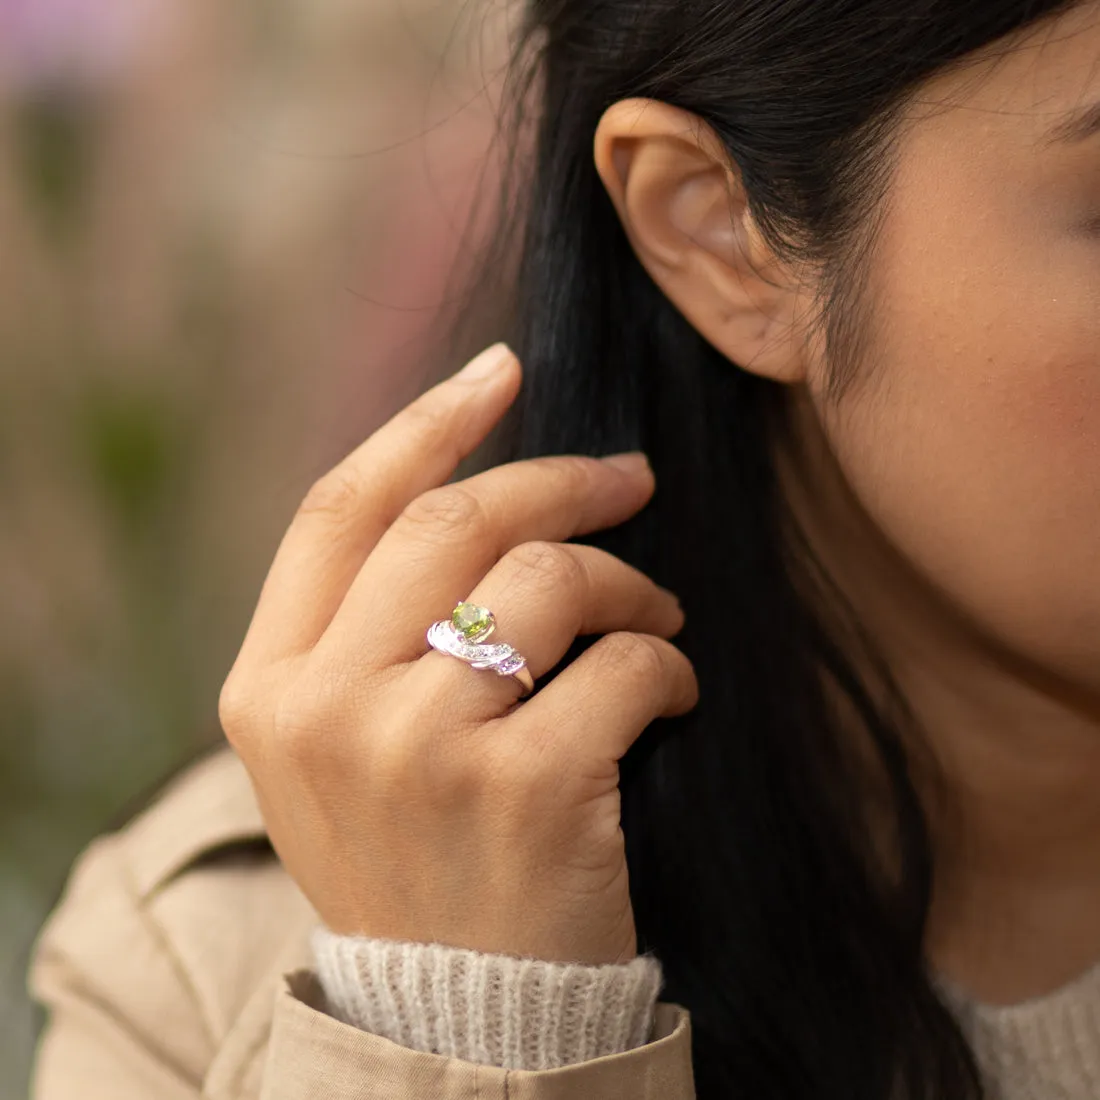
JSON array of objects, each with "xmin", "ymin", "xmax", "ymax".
[
  {"xmin": 314, "ymin": 451, "xmax": 657, "ymax": 668},
  {"xmin": 235, "ymin": 343, "xmax": 521, "ymax": 667}
]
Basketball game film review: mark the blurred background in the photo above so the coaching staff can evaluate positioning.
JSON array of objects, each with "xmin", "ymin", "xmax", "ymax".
[{"xmin": 0, "ymin": 1, "xmax": 518, "ymax": 1094}]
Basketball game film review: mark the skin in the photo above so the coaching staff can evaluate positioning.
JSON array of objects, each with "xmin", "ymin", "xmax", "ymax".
[
  {"xmin": 221, "ymin": 343, "xmax": 697, "ymax": 968},
  {"xmin": 592, "ymin": 0, "xmax": 1100, "ymax": 1005}
]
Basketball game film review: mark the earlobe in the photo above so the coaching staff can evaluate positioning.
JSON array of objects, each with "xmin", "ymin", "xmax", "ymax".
[{"xmin": 593, "ymin": 98, "xmax": 809, "ymax": 386}]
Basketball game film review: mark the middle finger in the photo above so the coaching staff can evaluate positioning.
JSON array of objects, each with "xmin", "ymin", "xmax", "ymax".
[
  {"xmin": 412, "ymin": 539, "xmax": 685, "ymax": 712},
  {"xmin": 315, "ymin": 452, "xmax": 655, "ymax": 667}
]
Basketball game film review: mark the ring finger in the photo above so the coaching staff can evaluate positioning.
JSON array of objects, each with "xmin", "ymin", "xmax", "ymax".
[
  {"xmin": 407, "ymin": 540, "xmax": 684, "ymax": 714},
  {"xmin": 313, "ymin": 452, "xmax": 656, "ymax": 671}
]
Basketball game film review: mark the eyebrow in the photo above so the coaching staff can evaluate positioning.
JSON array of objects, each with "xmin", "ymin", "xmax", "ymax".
[{"xmin": 1041, "ymin": 98, "xmax": 1100, "ymax": 147}]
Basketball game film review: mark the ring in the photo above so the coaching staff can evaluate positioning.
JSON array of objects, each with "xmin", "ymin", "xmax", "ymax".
[{"xmin": 426, "ymin": 602, "xmax": 535, "ymax": 697}]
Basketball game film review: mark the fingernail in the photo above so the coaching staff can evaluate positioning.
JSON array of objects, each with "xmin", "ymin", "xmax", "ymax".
[
  {"xmin": 455, "ymin": 342, "xmax": 515, "ymax": 383},
  {"xmin": 601, "ymin": 451, "xmax": 651, "ymax": 475},
  {"xmin": 659, "ymin": 586, "xmax": 682, "ymax": 610}
]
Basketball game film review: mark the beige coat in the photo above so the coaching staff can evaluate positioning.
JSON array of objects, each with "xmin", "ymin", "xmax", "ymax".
[{"xmin": 27, "ymin": 743, "xmax": 695, "ymax": 1099}]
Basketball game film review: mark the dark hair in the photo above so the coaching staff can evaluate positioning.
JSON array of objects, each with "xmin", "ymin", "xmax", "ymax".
[{"xmin": 441, "ymin": 2, "xmax": 1084, "ymax": 1097}]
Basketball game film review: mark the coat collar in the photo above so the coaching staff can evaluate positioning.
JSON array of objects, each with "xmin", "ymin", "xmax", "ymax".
[{"xmin": 122, "ymin": 742, "xmax": 271, "ymax": 901}]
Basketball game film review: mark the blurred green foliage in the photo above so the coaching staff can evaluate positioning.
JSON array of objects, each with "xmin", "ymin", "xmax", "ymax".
[
  {"xmin": 0, "ymin": 83, "xmax": 225, "ymax": 1100},
  {"xmin": 74, "ymin": 376, "xmax": 189, "ymax": 536},
  {"xmin": 0, "ymin": 4, "xmax": 503, "ymax": 1095},
  {"xmin": 14, "ymin": 95, "xmax": 96, "ymax": 241}
]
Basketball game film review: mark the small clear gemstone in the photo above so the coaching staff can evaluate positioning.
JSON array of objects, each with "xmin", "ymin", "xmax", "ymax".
[{"xmin": 452, "ymin": 603, "xmax": 495, "ymax": 642}]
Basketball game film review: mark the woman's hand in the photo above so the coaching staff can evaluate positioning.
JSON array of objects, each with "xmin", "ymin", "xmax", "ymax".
[{"xmin": 217, "ymin": 342, "xmax": 699, "ymax": 967}]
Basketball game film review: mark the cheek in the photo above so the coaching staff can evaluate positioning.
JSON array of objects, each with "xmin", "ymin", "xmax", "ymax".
[{"xmin": 829, "ymin": 280, "xmax": 1100, "ymax": 684}]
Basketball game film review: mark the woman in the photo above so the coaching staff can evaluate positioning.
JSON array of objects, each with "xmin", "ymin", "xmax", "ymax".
[{"xmin": 27, "ymin": 0, "xmax": 1100, "ymax": 1097}]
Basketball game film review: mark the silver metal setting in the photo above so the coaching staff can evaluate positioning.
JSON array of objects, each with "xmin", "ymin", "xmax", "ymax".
[{"xmin": 426, "ymin": 616, "xmax": 532, "ymax": 692}]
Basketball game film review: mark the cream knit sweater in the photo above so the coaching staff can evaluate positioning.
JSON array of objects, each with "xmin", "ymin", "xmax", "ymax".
[{"xmin": 310, "ymin": 926, "xmax": 1100, "ymax": 1097}]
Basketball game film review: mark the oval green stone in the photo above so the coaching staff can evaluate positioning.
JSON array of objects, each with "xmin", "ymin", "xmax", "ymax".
[{"xmin": 452, "ymin": 603, "xmax": 495, "ymax": 642}]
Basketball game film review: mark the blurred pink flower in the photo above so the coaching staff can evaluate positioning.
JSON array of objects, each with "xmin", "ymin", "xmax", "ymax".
[{"xmin": 0, "ymin": 0, "xmax": 171, "ymax": 90}]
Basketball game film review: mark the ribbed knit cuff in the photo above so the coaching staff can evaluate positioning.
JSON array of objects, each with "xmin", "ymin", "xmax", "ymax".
[{"xmin": 309, "ymin": 924, "xmax": 665, "ymax": 1071}]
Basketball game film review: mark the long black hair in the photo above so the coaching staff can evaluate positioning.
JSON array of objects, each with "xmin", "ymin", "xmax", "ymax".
[{"xmin": 439, "ymin": 2, "xmax": 1085, "ymax": 1097}]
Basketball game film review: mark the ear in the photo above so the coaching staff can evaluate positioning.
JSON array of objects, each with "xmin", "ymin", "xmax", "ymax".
[{"xmin": 593, "ymin": 98, "xmax": 812, "ymax": 385}]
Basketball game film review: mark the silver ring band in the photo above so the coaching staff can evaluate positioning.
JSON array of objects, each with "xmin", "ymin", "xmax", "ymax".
[{"xmin": 426, "ymin": 603, "xmax": 534, "ymax": 696}]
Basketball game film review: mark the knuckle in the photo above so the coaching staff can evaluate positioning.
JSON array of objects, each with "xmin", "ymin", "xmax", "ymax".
[
  {"xmin": 431, "ymin": 740, "xmax": 496, "ymax": 802},
  {"xmin": 507, "ymin": 540, "xmax": 584, "ymax": 592},
  {"xmin": 365, "ymin": 729, "xmax": 421, "ymax": 785},
  {"xmin": 217, "ymin": 673, "xmax": 262, "ymax": 739},
  {"xmin": 298, "ymin": 466, "xmax": 363, "ymax": 520},
  {"xmin": 480, "ymin": 738, "xmax": 553, "ymax": 802},
  {"xmin": 600, "ymin": 631, "xmax": 667, "ymax": 681},
  {"xmin": 402, "ymin": 396, "xmax": 451, "ymax": 438},
  {"xmin": 374, "ymin": 723, "xmax": 484, "ymax": 802},
  {"xmin": 538, "ymin": 453, "xmax": 605, "ymax": 493},
  {"xmin": 273, "ymin": 715, "xmax": 333, "ymax": 778},
  {"xmin": 396, "ymin": 401, "xmax": 450, "ymax": 457},
  {"xmin": 400, "ymin": 485, "xmax": 486, "ymax": 539},
  {"xmin": 271, "ymin": 676, "xmax": 347, "ymax": 753}
]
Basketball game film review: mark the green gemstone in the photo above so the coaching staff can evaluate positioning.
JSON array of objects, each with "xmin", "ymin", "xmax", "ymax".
[{"xmin": 451, "ymin": 603, "xmax": 495, "ymax": 642}]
